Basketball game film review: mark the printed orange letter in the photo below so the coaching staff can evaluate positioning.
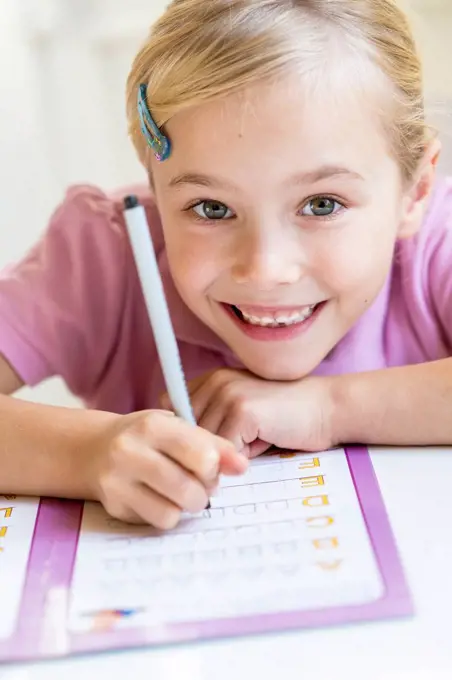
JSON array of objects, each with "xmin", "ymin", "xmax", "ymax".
[
  {"xmin": 317, "ymin": 560, "xmax": 343, "ymax": 571},
  {"xmin": 302, "ymin": 495, "xmax": 330, "ymax": 508},
  {"xmin": 312, "ymin": 537, "xmax": 339, "ymax": 550},
  {"xmin": 306, "ymin": 516, "xmax": 335, "ymax": 529},
  {"xmin": 298, "ymin": 457, "xmax": 320, "ymax": 470},
  {"xmin": 300, "ymin": 475, "xmax": 325, "ymax": 488}
]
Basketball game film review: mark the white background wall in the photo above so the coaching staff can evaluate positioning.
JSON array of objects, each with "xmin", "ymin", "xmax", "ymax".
[{"xmin": 0, "ymin": 0, "xmax": 451, "ymax": 408}]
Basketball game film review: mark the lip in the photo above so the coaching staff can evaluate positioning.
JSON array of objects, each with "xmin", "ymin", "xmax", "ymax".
[
  {"xmin": 220, "ymin": 302, "xmax": 327, "ymax": 342},
  {"xmin": 232, "ymin": 303, "xmax": 316, "ymax": 315}
]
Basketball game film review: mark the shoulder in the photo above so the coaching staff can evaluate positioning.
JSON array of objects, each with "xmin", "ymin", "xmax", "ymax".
[
  {"xmin": 47, "ymin": 182, "xmax": 162, "ymax": 249},
  {"xmin": 418, "ymin": 175, "xmax": 452, "ymax": 250},
  {"xmin": 391, "ymin": 176, "xmax": 452, "ymax": 359},
  {"xmin": 0, "ymin": 183, "xmax": 160, "ymax": 392},
  {"xmin": 396, "ymin": 176, "xmax": 452, "ymax": 286}
]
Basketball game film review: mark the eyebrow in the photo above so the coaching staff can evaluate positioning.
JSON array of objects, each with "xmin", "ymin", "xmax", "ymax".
[{"xmin": 168, "ymin": 166, "xmax": 365, "ymax": 190}]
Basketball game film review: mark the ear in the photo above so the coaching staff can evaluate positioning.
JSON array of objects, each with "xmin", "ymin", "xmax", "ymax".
[{"xmin": 397, "ymin": 137, "xmax": 442, "ymax": 239}]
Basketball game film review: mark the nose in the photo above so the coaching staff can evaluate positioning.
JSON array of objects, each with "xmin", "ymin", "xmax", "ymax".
[{"xmin": 231, "ymin": 227, "xmax": 304, "ymax": 289}]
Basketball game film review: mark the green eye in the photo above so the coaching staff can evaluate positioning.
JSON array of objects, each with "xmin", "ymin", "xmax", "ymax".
[
  {"xmin": 301, "ymin": 197, "xmax": 341, "ymax": 217},
  {"xmin": 193, "ymin": 201, "xmax": 234, "ymax": 220}
]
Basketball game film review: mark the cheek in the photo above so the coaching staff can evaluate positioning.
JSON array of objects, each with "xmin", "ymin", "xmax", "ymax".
[
  {"xmin": 164, "ymin": 230, "xmax": 219, "ymax": 298},
  {"xmin": 315, "ymin": 216, "xmax": 398, "ymax": 295}
]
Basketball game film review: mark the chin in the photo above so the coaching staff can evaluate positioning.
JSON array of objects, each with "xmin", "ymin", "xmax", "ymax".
[{"xmin": 239, "ymin": 356, "xmax": 314, "ymax": 382}]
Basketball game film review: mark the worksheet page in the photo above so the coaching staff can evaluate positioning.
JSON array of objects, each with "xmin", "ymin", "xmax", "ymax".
[
  {"xmin": 0, "ymin": 497, "xmax": 39, "ymax": 641},
  {"xmin": 0, "ymin": 447, "xmax": 412, "ymax": 662}
]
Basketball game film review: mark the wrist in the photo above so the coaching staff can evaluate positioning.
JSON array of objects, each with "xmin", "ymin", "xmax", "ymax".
[
  {"xmin": 328, "ymin": 373, "xmax": 358, "ymax": 446},
  {"xmin": 327, "ymin": 360, "xmax": 452, "ymax": 448},
  {"xmin": 65, "ymin": 409, "xmax": 120, "ymax": 501}
]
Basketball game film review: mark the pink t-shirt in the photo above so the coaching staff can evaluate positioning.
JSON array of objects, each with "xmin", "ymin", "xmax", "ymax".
[{"xmin": 1, "ymin": 179, "xmax": 452, "ymax": 413}]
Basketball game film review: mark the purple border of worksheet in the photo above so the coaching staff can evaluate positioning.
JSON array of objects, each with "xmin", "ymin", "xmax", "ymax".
[{"xmin": 0, "ymin": 446, "xmax": 413, "ymax": 662}]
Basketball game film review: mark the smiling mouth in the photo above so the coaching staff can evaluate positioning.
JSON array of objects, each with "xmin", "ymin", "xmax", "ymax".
[{"xmin": 230, "ymin": 303, "xmax": 319, "ymax": 328}]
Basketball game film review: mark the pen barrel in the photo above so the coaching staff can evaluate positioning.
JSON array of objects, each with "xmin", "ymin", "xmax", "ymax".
[{"xmin": 124, "ymin": 204, "xmax": 196, "ymax": 425}]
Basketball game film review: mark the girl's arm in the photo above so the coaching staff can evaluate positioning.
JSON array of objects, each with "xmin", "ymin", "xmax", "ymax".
[
  {"xmin": 0, "ymin": 354, "xmax": 246, "ymax": 529},
  {"xmin": 0, "ymin": 354, "xmax": 24, "ymax": 395},
  {"xmin": 332, "ymin": 359, "xmax": 452, "ymax": 446},
  {"xmin": 0, "ymin": 354, "xmax": 114, "ymax": 498}
]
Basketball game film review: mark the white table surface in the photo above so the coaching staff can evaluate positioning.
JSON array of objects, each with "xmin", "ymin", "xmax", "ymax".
[{"xmin": 1, "ymin": 446, "xmax": 452, "ymax": 680}]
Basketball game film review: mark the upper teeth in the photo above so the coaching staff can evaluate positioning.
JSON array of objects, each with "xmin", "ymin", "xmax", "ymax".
[{"xmin": 237, "ymin": 305, "xmax": 317, "ymax": 327}]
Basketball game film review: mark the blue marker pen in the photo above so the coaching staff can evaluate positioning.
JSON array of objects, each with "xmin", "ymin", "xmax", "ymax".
[
  {"xmin": 123, "ymin": 195, "xmax": 195, "ymax": 424},
  {"xmin": 123, "ymin": 196, "xmax": 210, "ymax": 509}
]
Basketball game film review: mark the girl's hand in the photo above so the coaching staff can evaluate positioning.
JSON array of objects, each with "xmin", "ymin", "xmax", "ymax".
[
  {"xmin": 92, "ymin": 409, "xmax": 248, "ymax": 529},
  {"xmin": 167, "ymin": 369, "xmax": 336, "ymax": 458}
]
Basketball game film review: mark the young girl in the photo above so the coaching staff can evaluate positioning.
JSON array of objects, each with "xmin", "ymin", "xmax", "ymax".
[{"xmin": 0, "ymin": 0, "xmax": 450, "ymax": 529}]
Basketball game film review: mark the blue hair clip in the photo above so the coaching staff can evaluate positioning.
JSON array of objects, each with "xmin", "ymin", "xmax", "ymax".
[{"xmin": 137, "ymin": 84, "xmax": 171, "ymax": 162}]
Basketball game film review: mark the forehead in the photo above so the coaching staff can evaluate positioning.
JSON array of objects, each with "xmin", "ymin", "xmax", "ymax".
[{"xmin": 158, "ymin": 74, "xmax": 395, "ymax": 185}]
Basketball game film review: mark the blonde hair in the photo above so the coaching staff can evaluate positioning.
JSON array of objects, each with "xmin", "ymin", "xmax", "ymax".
[{"xmin": 126, "ymin": 0, "xmax": 429, "ymax": 181}]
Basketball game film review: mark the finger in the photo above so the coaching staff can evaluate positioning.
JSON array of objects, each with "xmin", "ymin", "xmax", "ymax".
[
  {"xmin": 160, "ymin": 371, "xmax": 218, "ymax": 412},
  {"xmin": 144, "ymin": 412, "xmax": 244, "ymax": 483},
  {"xmin": 131, "ymin": 447, "xmax": 209, "ymax": 514},
  {"xmin": 216, "ymin": 409, "xmax": 260, "ymax": 454},
  {"xmin": 188, "ymin": 373, "xmax": 230, "ymax": 423},
  {"xmin": 156, "ymin": 398, "xmax": 249, "ymax": 476},
  {"xmin": 186, "ymin": 370, "xmax": 218, "ymax": 394},
  {"xmin": 107, "ymin": 483, "xmax": 182, "ymax": 531},
  {"xmin": 134, "ymin": 484, "xmax": 183, "ymax": 530},
  {"xmin": 219, "ymin": 445, "xmax": 249, "ymax": 475},
  {"xmin": 247, "ymin": 439, "xmax": 273, "ymax": 459},
  {"xmin": 193, "ymin": 402, "xmax": 249, "ymax": 475},
  {"xmin": 197, "ymin": 397, "xmax": 225, "ymax": 437}
]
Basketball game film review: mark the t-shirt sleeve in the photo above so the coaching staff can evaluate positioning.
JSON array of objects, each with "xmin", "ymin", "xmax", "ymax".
[
  {"xmin": 425, "ymin": 178, "xmax": 452, "ymax": 348},
  {"xmin": 0, "ymin": 185, "xmax": 128, "ymax": 398}
]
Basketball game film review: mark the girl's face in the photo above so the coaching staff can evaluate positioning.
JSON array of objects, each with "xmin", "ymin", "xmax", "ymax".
[{"xmin": 151, "ymin": 76, "xmax": 433, "ymax": 380}]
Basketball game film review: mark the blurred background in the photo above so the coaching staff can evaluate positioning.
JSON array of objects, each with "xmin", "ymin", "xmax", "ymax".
[{"xmin": 0, "ymin": 0, "xmax": 451, "ymax": 407}]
